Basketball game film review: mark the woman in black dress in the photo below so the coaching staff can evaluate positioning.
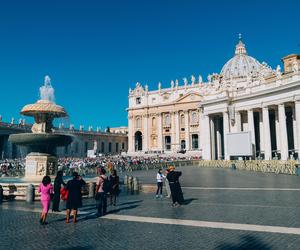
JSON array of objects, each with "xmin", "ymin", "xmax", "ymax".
[
  {"xmin": 52, "ymin": 171, "xmax": 66, "ymax": 212},
  {"xmin": 109, "ymin": 169, "xmax": 120, "ymax": 206},
  {"xmin": 65, "ymin": 172, "xmax": 86, "ymax": 223}
]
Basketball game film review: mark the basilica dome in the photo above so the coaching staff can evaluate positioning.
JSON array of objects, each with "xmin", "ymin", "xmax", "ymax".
[{"xmin": 220, "ymin": 39, "xmax": 266, "ymax": 80}]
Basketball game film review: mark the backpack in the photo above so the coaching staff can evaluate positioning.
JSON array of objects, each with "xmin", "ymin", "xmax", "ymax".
[{"xmin": 101, "ymin": 176, "xmax": 111, "ymax": 194}]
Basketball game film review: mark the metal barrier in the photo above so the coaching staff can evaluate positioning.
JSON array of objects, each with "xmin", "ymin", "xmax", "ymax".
[{"xmin": 26, "ymin": 184, "xmax": 35, "ymax": 203}]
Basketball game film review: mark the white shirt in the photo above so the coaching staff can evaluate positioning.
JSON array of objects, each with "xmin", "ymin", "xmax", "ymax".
[{"xmin": 156, "ymin": 173, "xmax": 165, "ymax": 183}]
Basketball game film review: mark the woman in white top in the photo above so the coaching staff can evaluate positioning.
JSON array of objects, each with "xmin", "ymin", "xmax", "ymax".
[{"xmin": 156, "ymin": 169, "xmax": 165, "ymax": 199}]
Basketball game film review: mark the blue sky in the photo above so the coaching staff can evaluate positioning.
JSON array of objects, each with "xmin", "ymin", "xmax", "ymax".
[{"xmin": 0, "ymin": 0, "xmax": 299, "ymax": 128}]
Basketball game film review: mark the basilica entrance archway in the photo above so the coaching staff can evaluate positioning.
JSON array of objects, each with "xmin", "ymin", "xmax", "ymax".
[{"xmin": 134, "ymin": 131, "xmax": 143, "ymax": 151}]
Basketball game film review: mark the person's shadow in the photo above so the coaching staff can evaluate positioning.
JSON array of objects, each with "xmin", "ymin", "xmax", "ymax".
[
  {"xmin": 217, "ymin": 235, "xmax": 271, "ymax": 250},
  {"xmin": 81, "ymin": 204, "xmax": 140, "ymax": 221},
  {"xmin": 182, "ymin": 198, "xmax": 197, "ymax": 205}
]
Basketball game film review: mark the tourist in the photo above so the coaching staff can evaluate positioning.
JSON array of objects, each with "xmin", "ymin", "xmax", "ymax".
[
  {"xmin": 166, "ymin": 166, "xmax": 183, "ymax": 207},
  {"xmin": 52, "ymin": 171, "xmax": 66, "ymax": 212},
  {"xmin": 38, "ymin": 175, "xmax": 54, "ymax": 225},
  {"xmin": 155, "ymin": 169, "xmax": 165, "ymax": 199},
  {"xmin": 65, "ymin": 172, "xmax": 86, "ymax": 223},
  {"xmin": 109, "ymin": 169, "xmax": 120, "ymax": 206},
  {"xmin": 165, "ymin": 168, "xmax": 171, "ymax": 198},
  {"xmin": 95, "ymin": 167, "xmax": 108, "ymax": 217}
]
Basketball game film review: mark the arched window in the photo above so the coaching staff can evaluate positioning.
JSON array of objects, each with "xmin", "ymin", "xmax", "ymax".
[
  {"xmin": 192, "ymin": 134, "xmax": 199, "ymax": 150},
  {"xmin": 165, "ymin": 114, "xmax": 170, "ymax": 126},
  {"xmin": 136, "ymin": 117, "xmax": 141, "ymax": 128},
  {"xmin": 192, "ymin": 112, "xmax": 198, "ymax": 124},
  {"xmin": 180, "ymin": 114, "xmax": 185, "ymax": 126},
  {"xmin": 152, "ymin": 117, "xmax": 156, "ymax": 127}
]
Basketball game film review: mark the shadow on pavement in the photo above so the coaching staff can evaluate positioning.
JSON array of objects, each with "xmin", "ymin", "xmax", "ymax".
[
  {"xmin": 117, "ymin": 200, "xmax": 143, "ymax": 206},
  {"xmin": 60, "ymin": 246, "xmax": 95, "ymax": 250},
  {"xmin": 182, "ymin": 198, "xmax": 197, "ymax": 205},
  {"xmin": 81, "ymin": 204, "xmax": 140, "ymax": 221},
  {"xmin": 217, "ymin": 235, "xmax": 271, "ymax": 250}
]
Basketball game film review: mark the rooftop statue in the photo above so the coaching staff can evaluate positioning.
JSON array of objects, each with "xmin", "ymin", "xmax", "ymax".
[
  {"xmin": 293, "ymin": 61, "xmax": 299, "ymax": 72},
  {"xmin": 183, "ymin": 77, "xmax": 188, "ymax": 86},
  {"xmin": 171, "ymin": 80, "xmax": 175, "ymax": 89},
  {"xmin": 276, "ymin": 65, "xmax": 282, "ymax": 79},
  {"xmin": 191, "ymin": 75, "xmax": 195, "ymax": 85},
  {"xmin": 198, "ymin": 75, "xmax": 203, "ymax": 84}
]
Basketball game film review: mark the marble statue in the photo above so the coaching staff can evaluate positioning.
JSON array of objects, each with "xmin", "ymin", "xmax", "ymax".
[
  {"xmin": 207, "ymin": 74, "xmax": 212, "ymax": 83},
  {"xmin": 145, "ymin": 84, "xmax": 149, "ymax": 92},
  {"xmin": 198, "ymin": 75, "xmax": 203, "ymax": 84},
  {"xmin": 292, "ymin": 61, "xmax": 299, "ymax": 72},
  {"xmin": 191, "ymin": 75, "xmax": 195, "ymax": 85},
  {"xmin": 158, "ymin": 82, "xmax": 162, "ymax": 91},
  {"xmin": 276, "ymin": 65, "xmax": 282, "ymax": 79},
  {"xmin": 175, "ymin": 79, "xmax": 179, "ymax": 88},
  {"xmin": 183, "ymin": 77, "xmax": 188, "ymax": 86},
  {"xmin": 171, "ymin": 80, "xmax": 175, "ymax": 89}
]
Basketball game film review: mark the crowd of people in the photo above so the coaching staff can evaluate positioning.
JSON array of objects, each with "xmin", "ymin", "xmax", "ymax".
[
  {"xmin": 0, "ymin": 155, "xmax": 197, "ymax": 177},
  {"xmin": 38, "ymin": 163, "xmax": 183, "ymax": 225}
]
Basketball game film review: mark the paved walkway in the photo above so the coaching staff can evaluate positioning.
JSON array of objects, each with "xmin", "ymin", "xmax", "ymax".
[{"xmin": 2, "ymin": 166, "xmax": 300, "ymax": 249}]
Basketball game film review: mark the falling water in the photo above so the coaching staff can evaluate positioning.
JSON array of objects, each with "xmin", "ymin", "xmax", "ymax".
[{"xmin": 39, "ymin": 75, "xmax": 55, "ymax": 102}]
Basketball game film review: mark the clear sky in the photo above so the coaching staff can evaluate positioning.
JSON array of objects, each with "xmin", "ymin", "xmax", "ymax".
[{"xmin": 0, "ymin": 0, "xmax": 299, "ymax": 129}]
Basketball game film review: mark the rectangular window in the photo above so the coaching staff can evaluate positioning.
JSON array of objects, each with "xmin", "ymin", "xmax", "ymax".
[{"xmin": 136, "ymin": 97, "xmax": 141, "ymax": 104}]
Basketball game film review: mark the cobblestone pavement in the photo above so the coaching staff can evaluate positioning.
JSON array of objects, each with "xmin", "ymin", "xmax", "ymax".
[{"xmin": 2, "ymin": 167, "xmax": 300, "ymax": 249}]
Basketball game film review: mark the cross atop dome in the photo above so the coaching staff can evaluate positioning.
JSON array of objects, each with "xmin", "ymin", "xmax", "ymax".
[{"xmin": 235, "ymin": 33, "xmax": 247, "ymax": 55}]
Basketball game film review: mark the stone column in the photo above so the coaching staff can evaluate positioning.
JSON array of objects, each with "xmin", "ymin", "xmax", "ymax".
[
  {"xmin": 278, "ymin": 104, "xmax": 288, "ymax": 160},
  {"xmin": 295, "ymin": 101, "xmax": 300, "ymax": 157},
  {"xmin": 275, "ymin": 109, "xmax": 281, "ymax": 152},
  {"xmin": 128, "ymin": 116, "xmax": 134, "ymax": 152},
  {"xmin": 143, "ymin": 114, "xmax": 148, "ymax": 152},
  {"xmin": 210, "ymin": 117, "xmax": 216, "ymax": 160},
  {"xmin": 262, "ymin": 106, "xmax": 272, "ymax": 160},
  {"xmin": 293, "ymin": 106, "xmax": 298, "ymax": 153},
  {"xmin": 201, "ymin": 114, "xmax": 211, "ymax": 160},
  {"xmin": 247, "ymin": 109, "xmax": 256, "ymax": 156},
  {"xmin": 171, "ymin": 112, "xmax": 176, "ymax": 152},
  {"xmin": 223, "ymin": 111, "xmax": 230, "ymax": 160},
  {"xmin": 157, "ymin": 113, "xmax": 163, "ymax": 152},
  {"xmin": 198, "ymin": 109, "xmax": 201, "ymax": 147},
  {"xmin": 184, "ymin": 111, "xmax": 190, "ymax": 151},
  {"xmin": 216, "ymin": 118, "xmax": 222, "ymax": 159},
  {"xmin": 175, "ymin": 111, "xmax": 180, "ymax": 151},
  {"xmin": 235, "ymin": 111, "xmax": 241, "ymax": 132},
  {"xmin": 259, "ymin": 110, "xmax": 264, "ymax": 154}
]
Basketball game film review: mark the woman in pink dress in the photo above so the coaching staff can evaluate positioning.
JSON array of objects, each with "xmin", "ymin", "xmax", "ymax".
[{"xmin": 38, "ymin": 175, "xmax": 54, "ymax": 225}]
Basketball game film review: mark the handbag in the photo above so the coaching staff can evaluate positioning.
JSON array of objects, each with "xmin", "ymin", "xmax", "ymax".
[{"xmin": 60, "ymin": 187, "xmax": 69, "ymax": 201}]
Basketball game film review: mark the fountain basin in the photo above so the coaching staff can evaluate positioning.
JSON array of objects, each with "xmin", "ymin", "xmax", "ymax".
[{"xmin": 9, "ymin": 133, "xmax": 73, "ymax": 148}]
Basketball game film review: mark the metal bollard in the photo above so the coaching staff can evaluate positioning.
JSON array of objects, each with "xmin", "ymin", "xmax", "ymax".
[
  {"xmin": 26, "ymin": 184, "xmax": 35, "ymax": 203},
  {"xmin": 231, "ymin": 163, "xmax": 236, "ymax": 170},
  {"xmin": 127, "ymin": 176, "xmax": 133, "ymax": 193},
  {"xmin": 133, "ymin": 177, "xmax": 139, "ymax": 194},
  {"xmin": 124, "ymin": 175, "xmax": 128, "ymax": 185},
  {"xmin": 0, "ymin": 185, "xmax": 3, "ymax": 203},
  {"xmin": 88, "ymin": 182, "xmax": 96, "ymax": 198}
]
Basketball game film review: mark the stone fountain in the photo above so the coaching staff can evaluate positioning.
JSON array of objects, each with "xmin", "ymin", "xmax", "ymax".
[{"xmin": 8, "ymin": 76, "xmax": 73, "ymax": 181}]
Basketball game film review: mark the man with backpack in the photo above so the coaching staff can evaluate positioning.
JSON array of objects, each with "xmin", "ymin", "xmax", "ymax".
[{"xmin": 95, "ymin": 167, "xmax": 110, "ymax": 217}]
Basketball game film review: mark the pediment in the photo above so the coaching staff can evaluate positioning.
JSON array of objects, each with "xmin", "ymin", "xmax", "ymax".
[{"xmin": 175, "ymin": 92, "xmax": 203, "ymax": 104}]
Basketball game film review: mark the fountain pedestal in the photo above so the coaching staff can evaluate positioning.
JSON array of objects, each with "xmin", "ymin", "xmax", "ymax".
[{"xmin": 24, "ymin": 153, "xmax": 57, "ymax": 181}]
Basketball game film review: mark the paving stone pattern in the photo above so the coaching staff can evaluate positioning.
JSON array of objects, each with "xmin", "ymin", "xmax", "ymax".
[{"xmin": 2, "ymin": 166, "xmax": 300, "ymax": 249}]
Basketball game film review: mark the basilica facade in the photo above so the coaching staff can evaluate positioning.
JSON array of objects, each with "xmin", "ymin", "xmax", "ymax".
[{"xmin": 127, "ymin": 38, "xmax": 300, "ymax": 160}]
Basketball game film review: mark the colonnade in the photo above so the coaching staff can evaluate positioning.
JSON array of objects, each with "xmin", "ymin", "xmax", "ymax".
[{"xmin": 202, "ymin": 101, "xmax": 300, "ymax": 160}]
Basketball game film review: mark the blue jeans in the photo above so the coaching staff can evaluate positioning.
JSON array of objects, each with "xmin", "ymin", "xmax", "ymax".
[{"xmin": 96, "ymin": 192, "xmax": 107, "ymax": 216}]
